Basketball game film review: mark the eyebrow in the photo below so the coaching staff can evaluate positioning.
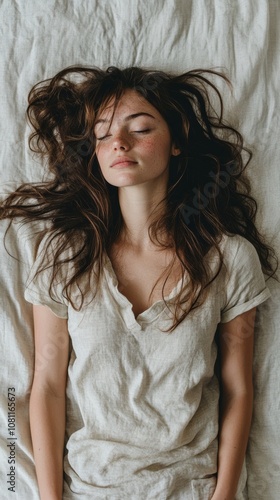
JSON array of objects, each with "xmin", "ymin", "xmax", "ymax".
[{"xmin": 94, "ymin": 112, "xmax": 156, "ymax": 126}]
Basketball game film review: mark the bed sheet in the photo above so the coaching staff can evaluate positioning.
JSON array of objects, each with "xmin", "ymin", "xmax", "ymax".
[{"xmin": 1, "ymin": 1, "xmax": 280, "ymax": 498}]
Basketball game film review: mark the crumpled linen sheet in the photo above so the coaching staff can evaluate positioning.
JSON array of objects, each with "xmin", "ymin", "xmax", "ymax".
[{"xmin": 0, "ymin": 1, "xmax": 279, "ymax": 499}]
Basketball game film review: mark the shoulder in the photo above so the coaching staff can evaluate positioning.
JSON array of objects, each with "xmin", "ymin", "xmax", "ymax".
[
  {"xmin": 33, "ymin": 232, "xmax": 80, "ymax": 274},
  {"xmin": 204, "ymin": 233, "xmax": 260, "ymax": 273},
  {"xmin": 219, "ymin": 232, "xmax": 256, "ymax": 253},
  {"xmin": 216, "ymin": 234, "xmax": 271, "ymax": 323},
  {"xmin": 216, "ymin": 233, "xmax": 261, "ymax": 267}
]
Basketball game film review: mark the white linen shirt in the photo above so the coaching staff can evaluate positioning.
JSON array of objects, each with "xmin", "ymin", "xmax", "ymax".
[{"xmin": 24, "ymin": 233, "xmax": 271, "ymax": 500}]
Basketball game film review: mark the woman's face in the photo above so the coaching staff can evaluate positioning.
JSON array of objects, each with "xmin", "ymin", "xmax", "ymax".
[{"xmin": 94, "ymin": 89, "xmax": 180, "ymax": 189}]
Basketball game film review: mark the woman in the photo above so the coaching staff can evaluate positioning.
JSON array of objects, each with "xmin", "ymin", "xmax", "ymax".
[{"xmin": 1, "ymin": 66, "xmax": 278, "ymax": 499}]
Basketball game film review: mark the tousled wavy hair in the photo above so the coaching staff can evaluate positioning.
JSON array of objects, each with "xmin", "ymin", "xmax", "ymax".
[{"xmin": 1, "ymin": 65, "xmax": 278, "ymax": 332}]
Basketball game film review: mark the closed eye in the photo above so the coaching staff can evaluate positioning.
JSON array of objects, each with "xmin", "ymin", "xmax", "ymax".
[
  {"xmin": 96, "ymin": 135, "xmax": 111, "ymax": 141},
  {"xmin": 96, "ymin": 129, "xmax": 151, "ymax": 140}
]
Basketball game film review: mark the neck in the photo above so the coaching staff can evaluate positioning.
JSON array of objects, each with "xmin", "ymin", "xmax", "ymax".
[{"xmin": 117, "ymin": 184, "xmax": 170, "ymax": 252}]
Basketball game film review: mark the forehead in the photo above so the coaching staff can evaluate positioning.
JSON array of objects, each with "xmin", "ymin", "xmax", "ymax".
[{"xmin": 95, "ymin": 89, "xmax": 160, "ymax": 122}]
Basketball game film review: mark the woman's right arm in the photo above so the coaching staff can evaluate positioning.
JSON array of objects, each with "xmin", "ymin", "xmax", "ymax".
[{"xmin": 29, "ymin": 304, "xmax": 70, "ymax": 500}]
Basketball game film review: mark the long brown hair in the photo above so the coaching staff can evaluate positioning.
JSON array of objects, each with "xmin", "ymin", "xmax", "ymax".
[{"xmin": 1, "ymin": 65, "xmax": 278, "ymax": 332}]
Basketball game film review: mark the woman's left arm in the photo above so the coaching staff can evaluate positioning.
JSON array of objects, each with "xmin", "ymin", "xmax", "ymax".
[{"xmin": 212, "ymin": 307, "xmax": 256, "ymax": 500}]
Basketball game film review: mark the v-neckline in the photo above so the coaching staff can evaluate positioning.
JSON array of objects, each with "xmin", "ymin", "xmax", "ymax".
[{"xmin": 103, "ymin": 252, "xmax": 185, "ymax": 325}]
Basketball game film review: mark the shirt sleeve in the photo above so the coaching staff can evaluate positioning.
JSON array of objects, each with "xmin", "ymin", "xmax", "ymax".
[
  {"xmin": 220, "ymin": 235, "xmax": 271, "ymax": 323},
  {"xmin": 24, "ymin": 235, "xmax": 69, "ymax": 319}
]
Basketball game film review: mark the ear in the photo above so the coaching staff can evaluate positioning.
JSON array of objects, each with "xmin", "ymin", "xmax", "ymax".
[{"xmin": 171, "ymin": 144, "xmax": 181, "ymax": 156}]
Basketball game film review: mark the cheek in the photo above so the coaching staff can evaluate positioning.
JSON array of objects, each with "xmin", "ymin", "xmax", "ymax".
[
  {"xmin": 142, "ymin": 135, "xmax": 171, "ymax": 156},
  {"xmin": 141, "ymin": 138, "xmax": 156, "ymax": 154},
  {"xmin": 95, "ymin": 145, "xmax": 105, "ymax": 166},
  {"xmin": 94, "ymin": 151, "xmax": 107, "ymax": 179}
]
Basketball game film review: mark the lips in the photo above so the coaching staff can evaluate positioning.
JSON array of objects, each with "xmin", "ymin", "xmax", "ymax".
[{"xmin": 111, "ymin": 157, "xmax": 137, "ymax": 168}]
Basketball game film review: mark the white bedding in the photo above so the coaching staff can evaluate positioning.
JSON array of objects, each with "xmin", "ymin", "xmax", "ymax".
[{"xmin": 1, "ymin": 1, "xmax": 279, "ymax": 499}]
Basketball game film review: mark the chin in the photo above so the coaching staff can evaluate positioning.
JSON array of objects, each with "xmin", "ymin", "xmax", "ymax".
[{"xmin": 105, "ymin": 176, "xmax": 143, "ymax": 188}]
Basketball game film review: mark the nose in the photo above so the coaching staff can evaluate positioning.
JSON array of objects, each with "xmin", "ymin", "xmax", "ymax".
[{"xmin": 113, "ymin": 131, "xmax": 131, "ymax": 151}]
